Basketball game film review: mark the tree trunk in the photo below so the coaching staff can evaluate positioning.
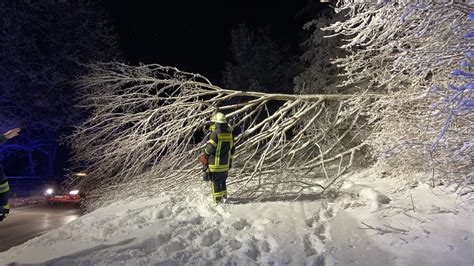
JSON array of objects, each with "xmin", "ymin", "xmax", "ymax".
[
  {"xmin": 28, "ymin": 150, "xmax": 35, "ymax": 176},
  {"xmin": 47, "ymin": 133, "xmax": 58, "ymax": 177},
  {"xmin": 24, "ymin": 131, "xmax": 36, "ymax": 176}
]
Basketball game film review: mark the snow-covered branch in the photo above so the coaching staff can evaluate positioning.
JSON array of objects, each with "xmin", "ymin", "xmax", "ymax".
[
  {"xmin": 71, "ymin": 63, "xmax": 377, "ymax": 208},
  {"xmin": 319, "ymin": 1, "xmax": 473, "ymax": 185}
]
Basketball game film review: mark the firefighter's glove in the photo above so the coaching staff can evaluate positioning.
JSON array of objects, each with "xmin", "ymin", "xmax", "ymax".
[{"xmin": 198, "ymin": 154, "xmax": 208, "ymax": 164}]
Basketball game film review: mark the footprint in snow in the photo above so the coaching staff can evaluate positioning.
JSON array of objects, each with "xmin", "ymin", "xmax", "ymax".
[
  {"xmin": 171, "ymin": 250, "xmax": 192, "ymax": 263},
  {"xmin": 303, "ymin": 203, "xmax": 337, "ymax": 259},
  {"xmin": 120, "ymin": 232, "xmax": 171, "ymax": 254},
  {"xmin": 232, "ymin": 218, "xmax": 250, "ymax": 231},
  {"xmin": 304, "ymin": 235, "xmax": 318, "ymax": 257},
  {"xmin": 244, "ymin": 243, "xmax": 261, "ymax": 261},
  {"xmin": 224, "ymin": 238, "xmax": 243, "ymax": 251},
  {"xmin": 305, "ymin": 217, "xmax": 315, "ymax": 228},
  {"xmin": 161, "ymin": 238, "xmax": 187, "ymax": 254},
  {"xmin": 156, "ymin": 208, "xmax": 172, "ymax": 219},
  {"xmin": 323, "ymin": 207, "xmax": 334, "ymax": 219},
  {"xmin": 258, "ymin": 240, "xmax": 270, "ymax": 253},
  {"xmin": 313, "ymin": 224, "xmax": 326, "ymax": 241},
  {"xmin": 200, "ymin": 228, "xmax": 222, "ymax": 247},
  {"xmin": 306, "ymin": 254, "xmax": 325, "ymax": 266}
]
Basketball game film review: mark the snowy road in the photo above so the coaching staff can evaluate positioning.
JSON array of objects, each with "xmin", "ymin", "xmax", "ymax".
[{"xmin": 0, "ymin": 204, "xmax": 82, "ymax": 252}]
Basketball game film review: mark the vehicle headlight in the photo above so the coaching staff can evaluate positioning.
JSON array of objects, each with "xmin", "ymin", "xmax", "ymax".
[
  {"xmin": 46, "ymin": 188, "xmax": 53, "ymax": 195},
  {"xmin": 69, "ymin": 190, "xmax": 79, "ymax": 195}
]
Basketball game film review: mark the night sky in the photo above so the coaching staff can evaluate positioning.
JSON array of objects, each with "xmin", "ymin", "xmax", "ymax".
[{"xmin": 101, "ymin": 0, "xmax": 323, "ymax": 83}]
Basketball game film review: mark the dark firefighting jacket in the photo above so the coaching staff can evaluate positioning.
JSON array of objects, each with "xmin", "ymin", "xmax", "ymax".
[
  {"xmin": 0, "ymin": 135, "xmax": 10, "ymax": 214},
  {"xmin": 204, "ymin": 123, "xmax": 235, "ymax": 173}
]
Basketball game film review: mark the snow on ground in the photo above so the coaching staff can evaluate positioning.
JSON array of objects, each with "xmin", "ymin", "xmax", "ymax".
[
  {"xmin": 9, "ymin": 195, "xmax": 46, "ymax": 208},
  {"xmin": 0, "ymin": 183, "xmax": 330, "ymax": 265},
  {"xmin": 0, "ymin": 169, "xmax": 472, "ymax": 265},
  {"xmin": 328, "ymin": 171, "xmax": 474, "ymax": 265},
  {"xmin": 329, "ymin": 170, "xmax": 474, "ymax": 266}
]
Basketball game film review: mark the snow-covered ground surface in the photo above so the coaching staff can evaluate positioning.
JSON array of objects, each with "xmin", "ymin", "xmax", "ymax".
[
  {"xmin": 329, "ymin": 171, "xmax": 473, "ymax": 266},
  {"xmin": 1, "ymin": 169, "xmax": 472, "ymax": 265}
]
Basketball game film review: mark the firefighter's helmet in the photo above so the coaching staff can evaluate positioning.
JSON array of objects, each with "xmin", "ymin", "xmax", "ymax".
[{"xmin": 210, "ymin": 112, "xmax": 226, "ymax": 124}]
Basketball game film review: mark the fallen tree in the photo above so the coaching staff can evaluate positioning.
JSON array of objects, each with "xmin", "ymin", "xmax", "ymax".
[
  {"xmin": 70, "ymin": 63, "xmax": 379, "ymax": 209},
  {"xmin": 69, "ymin": 2, "xmax": 473, "ymax": 210}
]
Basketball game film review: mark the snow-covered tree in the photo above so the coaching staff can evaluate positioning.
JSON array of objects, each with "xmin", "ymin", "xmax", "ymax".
[
  {"xmin": 321, "ymin": 1, "xmax": 473, "ymax": 186},
  {"xmin": 429, "ymin": 14, "xmax": 473, "ymax": 190},
  {"xmin": 222, "ymin": 23, "xmax": 300, "ymax": 93},
  {"xmin": 294, "ymin": 5, "xmax": 347, "ymax": 94},
  {"xmin": 0, "ymin": 0, "xmax": 120, "ymax": 176}
]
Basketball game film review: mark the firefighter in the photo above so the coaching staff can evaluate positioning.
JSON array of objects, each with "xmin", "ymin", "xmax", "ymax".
[
  {"xmin": 199, "ymin": 112, "xmax": 234, "ymax": 204},
  {"xmin": 0, "ymin": 127, "xmax": 21, "ymax": 222}
]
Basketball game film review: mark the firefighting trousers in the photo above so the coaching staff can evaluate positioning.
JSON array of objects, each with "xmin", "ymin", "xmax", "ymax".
[{"xmin": 210, "ymin": 171, "xmax": 228, "ymax": 202}]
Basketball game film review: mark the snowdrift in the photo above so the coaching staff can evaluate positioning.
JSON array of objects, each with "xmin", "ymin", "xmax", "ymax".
[{"xmin": 0, "ymin": 170, "xmax": 472, "ymax": 265}]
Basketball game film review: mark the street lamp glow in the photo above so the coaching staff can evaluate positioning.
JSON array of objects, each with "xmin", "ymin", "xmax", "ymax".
[
  {"xmin": 46, "ymin": 188, "xmax": 53, "ymax": 195},
  {"xmin": 69, "ymin": 190, "xmax": 79, "ymax": 195}
]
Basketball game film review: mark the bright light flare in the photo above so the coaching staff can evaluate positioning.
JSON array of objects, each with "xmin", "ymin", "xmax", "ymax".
[
  {"xmin": 69, "ymin": 190, "xmax": 79, "ymax": 195},
  {"xmin": 46, "ymin": 188, "xmax": 53, "ymax": 195},
  {"xmin": 75, "ymin": 172, "xmax": 87, "ymax": 177}
]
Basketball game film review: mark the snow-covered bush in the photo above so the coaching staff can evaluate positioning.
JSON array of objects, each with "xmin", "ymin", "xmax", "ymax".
[
  {"xmin": 429, "ymin": 16, "xmax": 473, "ymax": 188},
  {"xmin": 320, "ymin": 1, "xmax": 473, "ymax": 186}
]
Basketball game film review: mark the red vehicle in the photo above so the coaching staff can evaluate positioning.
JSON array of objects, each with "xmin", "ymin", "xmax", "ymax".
[{"xmin": 45, "ymin": 185, "xmax": 81, "ymax": 205}]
